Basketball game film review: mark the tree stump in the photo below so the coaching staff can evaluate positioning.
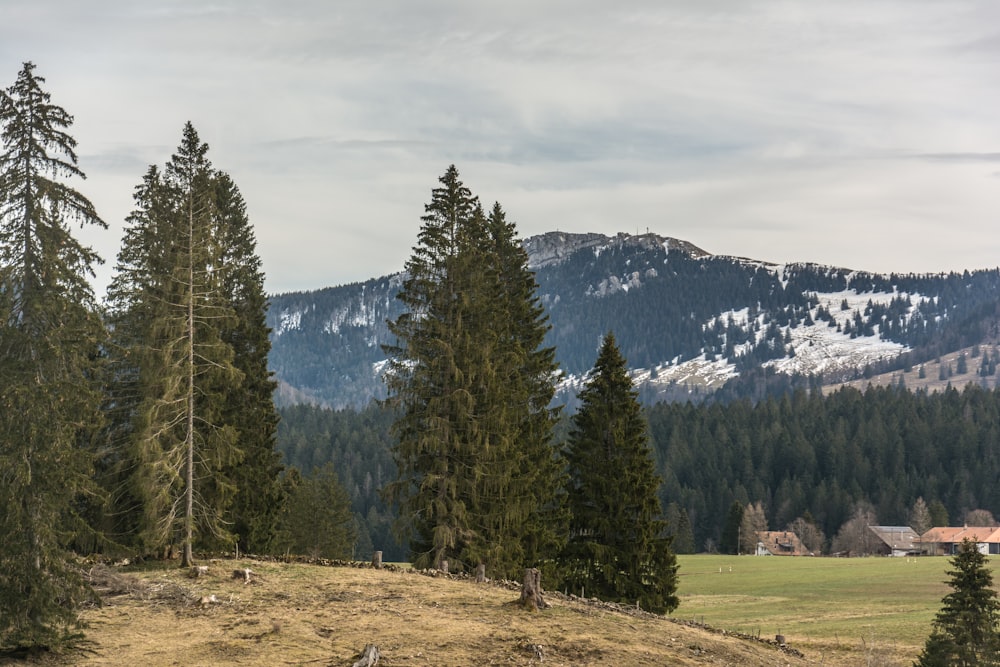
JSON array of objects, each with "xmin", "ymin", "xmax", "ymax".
[
  {"xmin": 372, "ymin": 551, "xmax": 383, "ymax": 569},
  {"xmin": 351, "ymin": 643, "xmax": 380, "ymax": 667},
  {"xmin": 439, "ymin": 559, "xmax": 449, "ymax": 574},
  {"xmin": 476, "ymin": 563, "xmax": 486, "ymax": 583},
  {"xmin": 232, "ymin": 568, "xmax": 253, "ymax": 584},
  {"xmin": 519, "ymin": 567, "xmax": 548, "ymax": 611}
]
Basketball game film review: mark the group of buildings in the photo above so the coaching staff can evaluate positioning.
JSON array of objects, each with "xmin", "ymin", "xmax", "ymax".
[{"xmin": 754, "ymin": 526, "xmax": 1000, "ymax": 557}]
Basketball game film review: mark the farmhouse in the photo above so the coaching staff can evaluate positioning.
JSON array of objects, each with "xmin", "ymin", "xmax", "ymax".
[
  {"xmin": 867, "ymin": 525, "xmax": 921, "ymax": 557},
  {"xmin": 754, "ymin": 530, "xmax": 811, "ymax": 556},
  {"xmin": 919, "ymin": 526, "xmax": 1000, "ymax": 556}
]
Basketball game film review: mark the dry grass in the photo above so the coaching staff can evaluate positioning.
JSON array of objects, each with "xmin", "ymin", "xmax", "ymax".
[{"xmin": 19, "ymin": 558, "xmax": 818, "ymax": 667}]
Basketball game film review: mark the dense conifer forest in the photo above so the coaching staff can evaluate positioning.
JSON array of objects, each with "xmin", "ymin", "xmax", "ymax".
[{"xmin": 277, "ymin": 383, "xmax": 1000, "ymax": 558}]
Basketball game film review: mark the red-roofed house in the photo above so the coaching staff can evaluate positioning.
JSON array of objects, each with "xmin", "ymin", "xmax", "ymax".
[{"xmin": 919, "ymin": 526, "xmax": 1000, "ymax": 556}]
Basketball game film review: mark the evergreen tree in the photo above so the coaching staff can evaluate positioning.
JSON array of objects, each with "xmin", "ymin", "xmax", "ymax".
[
  {"xmin": 104, "ymin": 124, "xmax": 276, "ymax": 566},
  {"xmin": 384, "ymin": 165, "xmax": 487, "ymax": 571},
  {"xmin": 384, "ymin": 167, "xmax": 563, "ymax": 578},
  {"xmin": 212, "ymin": 173, "xmax": 283, "ymax": 555},
  {"xmin": 276, "ymin": 465, "xmax": 357, "ymax": 559},
  {"xmin": 562, "ymin": 332, "xmax": 678, "ymax": 613},
  {"xmin": 957, "ymin": 353, "xmax": 968, "ymax": 375},
  {"xmin": 928, "ymin": 500, "xmax": 950, "ymax": 528},
  {"xmin": 916, "ymin": 539, "xmax": 1000, "ymax": 666},
  {"xmin": 672, "ymin": 508, "xmax": 696, "ymax": 555},
  {"xmin": 478, "ymin": 202, "xmax": 566, "ymax": 578},
  {"xmin": 721, "ymin": 501, "xmax": 744, "ymax": 555},
  {"xmin": 0, "ymin": 62, "xmax": 106, "ymax": 650}
]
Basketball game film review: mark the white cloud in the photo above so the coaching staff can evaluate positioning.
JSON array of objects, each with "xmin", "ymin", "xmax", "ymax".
[{"xmin": 3, "ymin": 0, "xmax": 999, "ymax": 294}]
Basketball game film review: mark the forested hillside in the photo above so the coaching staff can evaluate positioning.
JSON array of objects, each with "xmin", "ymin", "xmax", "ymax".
[
  {"xmin": 276, "ymin": 383, "xmax": 1000, "ymax": 559},
  {"xmin": 268, "ymin": 232, "xmax": 1000, "ymax": 408}
]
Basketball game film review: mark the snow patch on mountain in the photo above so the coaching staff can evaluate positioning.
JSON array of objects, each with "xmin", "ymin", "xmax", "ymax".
[
  {"xmin": 621, "ymin": 287, "xmax": 921, "ymax": 389},
  {"xmin": 275, "ymin": 308, "xmax": 303, "ymax": 336}
]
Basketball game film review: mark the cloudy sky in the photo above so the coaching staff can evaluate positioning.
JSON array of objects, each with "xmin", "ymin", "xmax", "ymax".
[{"xmin": 2, "ymin": 1, "xmax": 998, "ymax": 295}]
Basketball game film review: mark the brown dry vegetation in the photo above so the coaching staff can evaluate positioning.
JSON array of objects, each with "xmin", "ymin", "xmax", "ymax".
[{"xmin": 15, "ymin": 559, "xmax": 820, "ymax": 667}]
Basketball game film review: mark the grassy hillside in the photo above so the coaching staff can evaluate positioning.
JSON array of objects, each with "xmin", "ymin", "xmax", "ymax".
[
  {"xmin": 19, "ymin": 553, "xmax": 971, "ymax": 666},
  {"xmin": 29, "ymin": 557, "xmax": 811, "ymax": 667}
]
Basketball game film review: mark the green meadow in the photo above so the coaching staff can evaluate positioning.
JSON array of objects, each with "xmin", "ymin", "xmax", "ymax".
[{"xmin": 673, "ymin": 554, "xmax": 977, "ymax": 664}]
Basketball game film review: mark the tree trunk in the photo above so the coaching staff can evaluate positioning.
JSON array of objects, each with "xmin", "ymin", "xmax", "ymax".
[
  {"xmin": 181, "ymin": 205, "xmax": 196, "ymax": 570},
  {"xmin": 351, "ymin": 644, "xmax": 380, "ymax": 667},
  {"xmin": 519, "ymin": 567, "xmax": 547, "ymax": 611}
]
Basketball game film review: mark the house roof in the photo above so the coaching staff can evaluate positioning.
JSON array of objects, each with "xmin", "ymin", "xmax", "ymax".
[
  {"xmin": 755, "ymin": 530, "xmax": 810, "ymax": 556},
  {"xmin": 868, "ymin": 525, "xmax": 920, "ymax": 551},
  {"xmin": 920, "ymin": 526, "xmax": 1000, "ymax": 544}
]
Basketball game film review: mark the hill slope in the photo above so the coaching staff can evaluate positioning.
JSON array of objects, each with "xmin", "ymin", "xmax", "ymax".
[
  {"xmin": 54, "ymin": 559, "xmax": 811, "ymax": 667},
  {"xmin": 267, "ymin": 231, "xmax": 1000, "ymax": 408}
]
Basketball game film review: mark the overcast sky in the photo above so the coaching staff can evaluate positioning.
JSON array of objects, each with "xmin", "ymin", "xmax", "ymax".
[{"xmin": 2, "ymin": 1, "xmax": 998, "ymax": 295}]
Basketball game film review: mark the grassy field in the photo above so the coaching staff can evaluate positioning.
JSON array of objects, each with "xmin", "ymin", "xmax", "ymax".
[{"xmin": 675, "ymin": 553, "xmax": 963, "ymax": 664}]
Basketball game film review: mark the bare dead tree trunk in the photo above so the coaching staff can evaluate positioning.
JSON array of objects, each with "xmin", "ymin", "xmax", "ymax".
[
  {"xmin": 181, "ymin": 204, "xmax": 196, "ymax": 570},
  {"xmin": 519, "ymin": 567, "xmax": 547, "ymax": 611}
]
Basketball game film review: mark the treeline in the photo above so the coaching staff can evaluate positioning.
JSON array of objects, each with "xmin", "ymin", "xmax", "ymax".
[
  {"xmin": 276, "ymin": 382, "xmax": 1000, "ymax": 561},
  {"xmin": 277, "ymin": 402, "xmax": 402, "ymax": 561},
  {"xmin": 650, "ymin": 384, "xmax": 1000, "ymax": 551}
]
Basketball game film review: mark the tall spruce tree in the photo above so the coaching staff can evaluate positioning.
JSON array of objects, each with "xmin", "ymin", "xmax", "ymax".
[
  {"xmin": 104, "ymin": 124, "xmax": 276, "ymax": 565},
  {"xmin": 916, "ymin": 538, "xmax": 1000, "ymax": 666},
  {"xmin": 384, "ymin": 166, "xmax": 563, "ymax": 578},
  {"xmin": 0, "ymin": 62, "xmax": 106, "ymax": 650},
  {"xmin": 721, "ymin": 501, "xmax": 744, "ymax": 554},
  {"xmin": 562, "ymin": 332, "xmax": 678, "ymax": 613},
  {"xmin": 481, "ymin": 202, "xmax": 566, "ymax": 579},
  {"xmin": 212, "ymin": 173, "xmax": 283, "ymax": 555}
]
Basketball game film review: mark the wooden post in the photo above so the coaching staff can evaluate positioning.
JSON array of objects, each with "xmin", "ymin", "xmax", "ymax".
[
  {"xmin": 372, "ymin": 551, "xmax": 383, "ymax": 569},
  {"xmin": 519, "ymin": 567, "xmax": 547, "ymax": 611},
  {"xmin": 475, "ymin": 563, "xmax": 486, "ymax": 583}
]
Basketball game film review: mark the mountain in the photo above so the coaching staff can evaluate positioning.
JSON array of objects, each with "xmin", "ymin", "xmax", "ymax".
[{"xmin": 267, "ymin": 231, "xmax": 1000, "ymax": 409}]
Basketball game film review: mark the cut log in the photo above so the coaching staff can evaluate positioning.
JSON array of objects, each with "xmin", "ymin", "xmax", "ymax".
[
  {"xmin": 372, "ymin": 551, "xmax": 382, "ymax": 569},
  {"xmin": 519, "ymin": 567, "xmax": 548, "ymax": 611},
  {"xmin": 351, "ymin": 643, "xmax": 380, "ymax": 667},
  {"xmin": 475, "ymin": 563, "xmax": 486, "ymax": 583}
]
